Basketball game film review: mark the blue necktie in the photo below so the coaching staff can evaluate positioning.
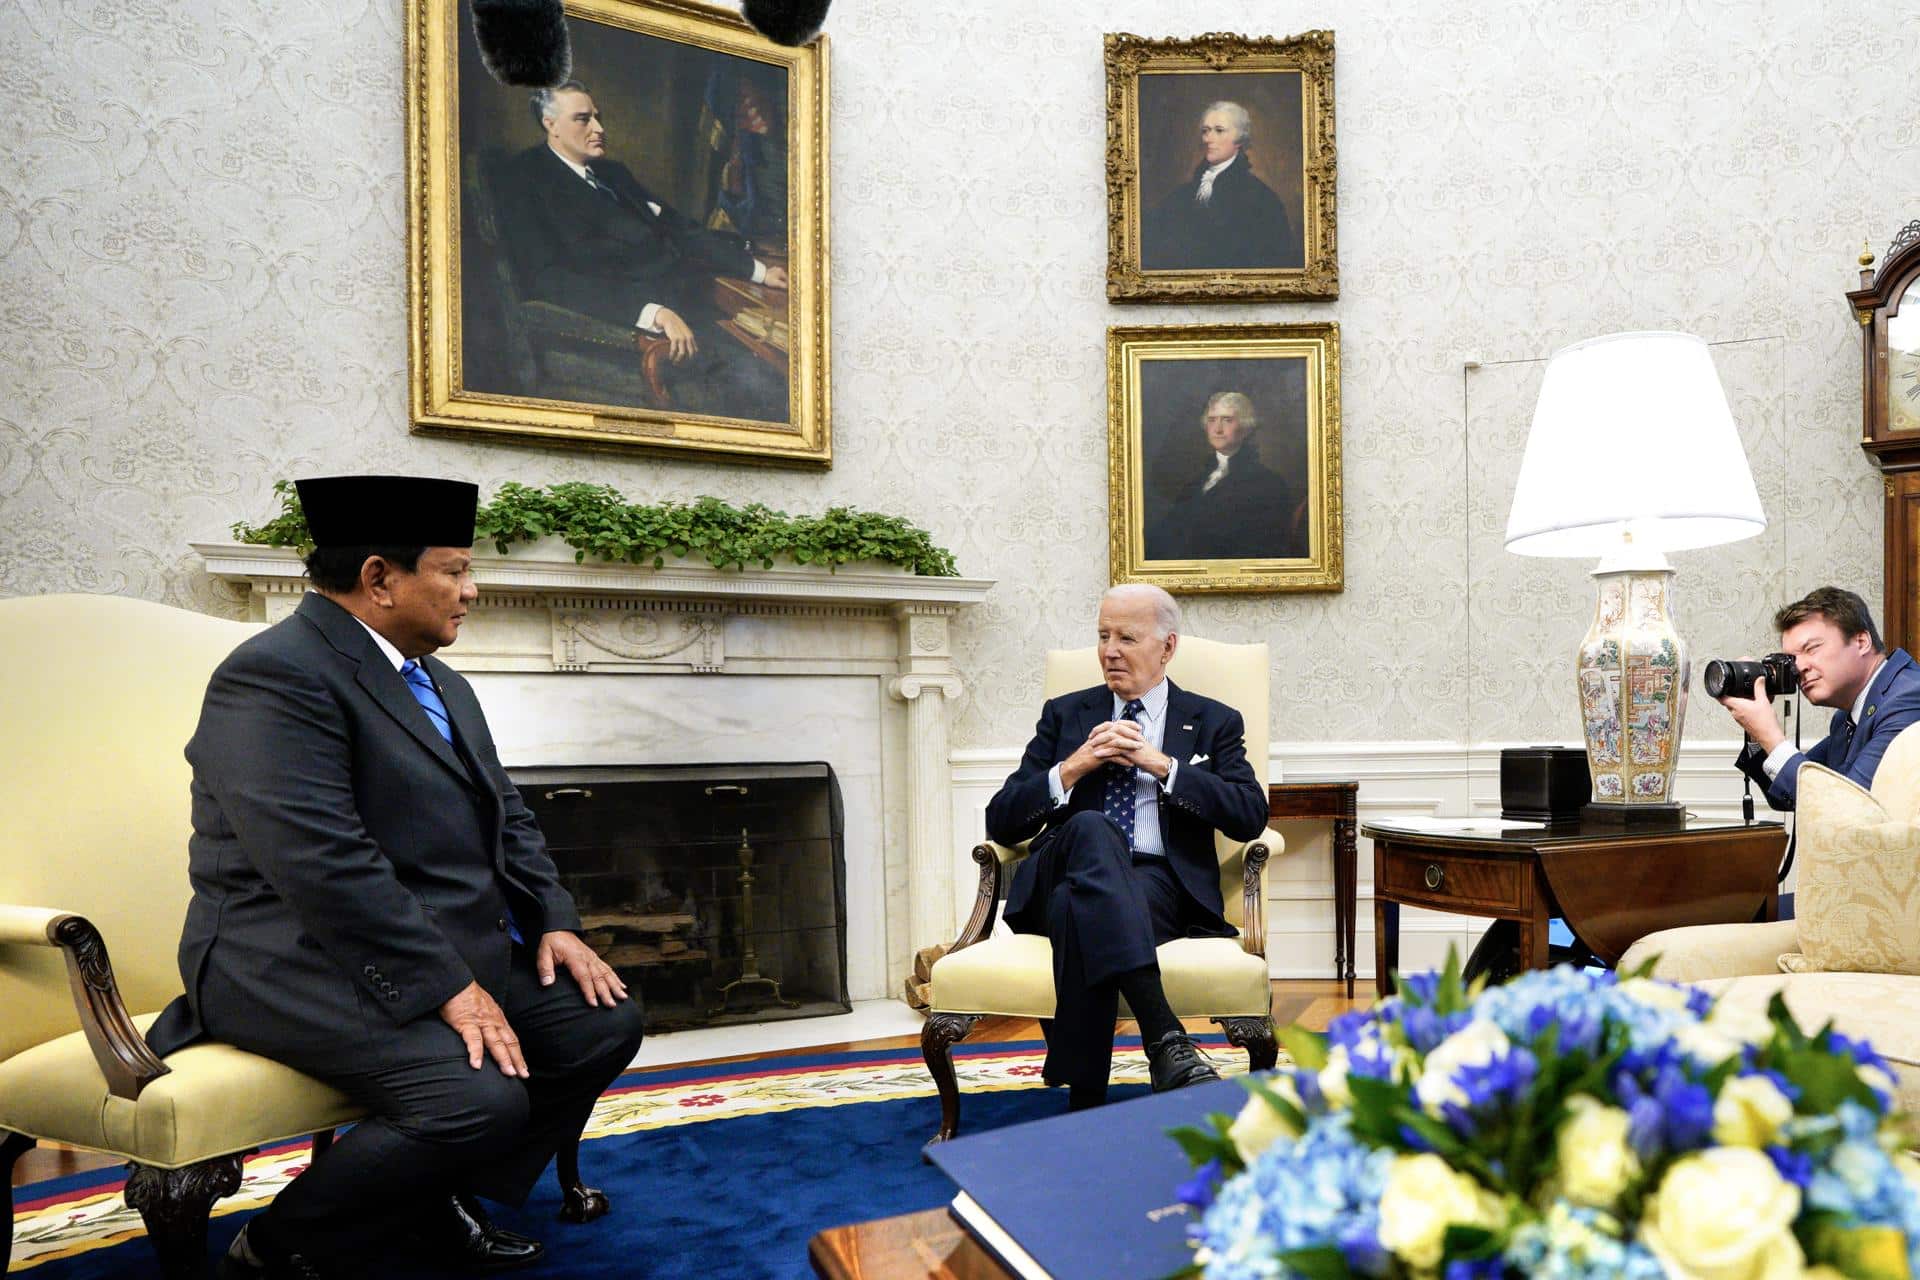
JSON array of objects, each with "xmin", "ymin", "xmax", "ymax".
[
  {"xmin": 401, "ymin": 661, "xmax": 523, "ymax": 944},
  {"xmin": 1836, "ymin": 713, "xmax": 1856, "ymax": 761},
  {"xmin": 400, "ymin": 660, "xmax": 453, "ymax": 744},
  {"xmin": 1101, "ymin": 699, "xmax": 1147, "ymax": 848}
]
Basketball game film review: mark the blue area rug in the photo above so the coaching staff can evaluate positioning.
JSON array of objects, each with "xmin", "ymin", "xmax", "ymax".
[{"xmin": 10, "ymin": 1036, "xmax": 1232, "ymax": 1279}]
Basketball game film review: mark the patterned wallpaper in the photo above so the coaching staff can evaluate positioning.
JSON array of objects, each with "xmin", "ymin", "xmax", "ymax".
[{"xmin": 1, "ymin": 0, "xmax": 1914, "ymax": 751}]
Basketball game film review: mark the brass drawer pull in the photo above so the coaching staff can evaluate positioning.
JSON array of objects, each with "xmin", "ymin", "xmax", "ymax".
[
  {"xmin": 705, "ymin": 784, "xmax": 750, "ymax": 796},
  {"xmin": 1424, "ymin": 864, "xmax": 1445, "ymax": 890},
  {"xmin": 544, "ymin": 787, "xmax": 593, "ymax": 800}
]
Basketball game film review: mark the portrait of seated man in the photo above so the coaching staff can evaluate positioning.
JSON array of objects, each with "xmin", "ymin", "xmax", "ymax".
[
  {"xmin": 1140, "ymin": 100, "xmax": 1301, "ymax": 272},
  {"xmin": 1143, "ymin": 390, "xmax": 1307, "ymax": 563},
  {"xmin": 487, "ymin": 80, "xmax": 790, "ymax": 422}
]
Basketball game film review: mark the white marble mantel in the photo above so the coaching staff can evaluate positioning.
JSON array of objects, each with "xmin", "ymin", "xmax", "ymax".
[{"xmin": 194, "ymin": 541, "xmax": 993, "ymax": 999}]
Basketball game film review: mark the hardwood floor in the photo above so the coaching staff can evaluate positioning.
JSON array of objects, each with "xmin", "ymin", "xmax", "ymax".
[{"xmin": 9, "ymin": 979, "xmax": 1369, "ymax": 1188}]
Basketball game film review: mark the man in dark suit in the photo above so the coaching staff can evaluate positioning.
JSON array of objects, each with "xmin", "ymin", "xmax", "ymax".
[
  {"xmin": 1141, "ymin": 101, "xmax": 1301, "ymax": 272},
  {"xmin": 1721, "ymin": 586, "xmax": 1920, "ymax": 809},
  {"xmin": 146, "ymin": 476, "xmax": 643, "ymax": 1279},
  {"xmin": 491, "ymin": 80, "xmax": 788, "ymax": 421},
  {"xmin": 985, "ymin": 585, "xmax": 1268, "ymax": 1109},
  {"xmin": 1145, "ymin": 391, "xmax": 1306, "ymax": 562}
]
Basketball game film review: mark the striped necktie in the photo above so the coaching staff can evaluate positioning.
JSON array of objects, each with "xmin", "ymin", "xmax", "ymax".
[{"xmin": 400, "ymin": 660, "xmax": 453, "ymax": 745}]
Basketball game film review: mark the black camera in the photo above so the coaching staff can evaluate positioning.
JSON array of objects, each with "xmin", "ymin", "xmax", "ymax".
[{"xmin": 1703, "ymin": 653, "xmax": 1799, "ymax": 700}]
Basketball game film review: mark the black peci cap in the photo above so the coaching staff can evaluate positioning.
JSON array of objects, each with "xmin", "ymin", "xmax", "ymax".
[{"xmin": 293, "ymin": 475, "xmax": 479, "ymax": 548}]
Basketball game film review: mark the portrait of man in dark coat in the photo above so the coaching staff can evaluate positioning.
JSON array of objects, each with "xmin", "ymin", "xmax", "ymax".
[
  {"xmin": 1144, "ymin": 389, "xmax": 1308, "ymax": 563},
  {"xmin": 1141, "ymin": 101, "xmax": 1302, "ymax": 272}
]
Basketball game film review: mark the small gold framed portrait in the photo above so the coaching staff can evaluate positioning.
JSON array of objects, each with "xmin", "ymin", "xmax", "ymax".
[
  {"xmin": 1108, "ymin": 323, "xmax": 1343, "ymax": 594},
  {"xmin": 1105, "ymin": 30, "xmax": 1336, "ymax": 303},
  {"xmin": 406, "ymin": 0, "xmax": 830, "ymax": 465}
]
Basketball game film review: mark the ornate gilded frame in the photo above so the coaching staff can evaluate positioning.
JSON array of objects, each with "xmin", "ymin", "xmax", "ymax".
[
  {"xmin": 405, "ymin": 0, "xmax": 830, "ymax": 465},
  {"xmin": 1105, "ymin": 30, "xmax": 1336, "ymax": 303},
  {"xmin": 1108, "ymin": 323, "xmax": 1343, "ymax": 593}
]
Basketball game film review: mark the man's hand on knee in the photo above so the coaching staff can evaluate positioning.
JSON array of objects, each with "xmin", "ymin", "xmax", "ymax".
[
  {"xmin": 537, "ymin": 930, "xmax": 631, "ymax": 1008},
  {"xmin": 440, "ymin": 981, "xmax": 530, "ymax": 1077}
]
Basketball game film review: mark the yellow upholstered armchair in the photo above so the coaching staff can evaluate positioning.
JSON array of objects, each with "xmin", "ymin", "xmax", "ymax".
[
  {"xmin": 0, "ymin": 594, "xmax": 605, "ymax": 1278},
  {"xmin": 1620, "ymin": 722, "xmax": 1920, "ymax": 1115},
  {"xmin": 920, "ymin": 637, "xmax": 1284, "ymax": 1144}
]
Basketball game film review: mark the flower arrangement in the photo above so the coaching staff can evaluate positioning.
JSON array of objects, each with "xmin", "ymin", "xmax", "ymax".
[{"xmin": 1171, "ymin": 954, "xmax": 1920, "ymax": 1279}]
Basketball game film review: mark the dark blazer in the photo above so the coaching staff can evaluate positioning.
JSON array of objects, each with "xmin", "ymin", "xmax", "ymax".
[
  {"xmin": 1145, "ymin": 454, "xmax": 1304, "ymax": 562},
  {"xmin": 1736, "ymin": 647, "xmax": 1920, "ymax": 810},
  {"xmin": 986, "ymin": 680, "xmax": 1268, "ymax": 934},
  {"xmin": 146, "ymin": 593, "xmax": 580, "ymax": 1071},
  {"xmin": 1141, "ymin": 153, "xmax": 1301, "ymax": 271},
  {"xmin": 492, "ymin": 143, "xmax": 756, "ymax": 332}
]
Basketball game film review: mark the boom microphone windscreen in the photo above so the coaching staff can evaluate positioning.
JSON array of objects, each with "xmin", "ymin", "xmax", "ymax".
[
  {"xmin": 741, "ymin": 0, "xmax": 830, "ymax": 46},
  {"xmin": 472, "ymin": 0, "xmax": 573, "ymax": 87}
]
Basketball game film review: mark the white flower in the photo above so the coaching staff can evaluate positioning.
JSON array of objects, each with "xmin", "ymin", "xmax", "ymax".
[
  {"xmin": 1226, "ymin": 1078, "xmax": 1301, "ymax": 1163},
  {"xmin": 1705, "ymin": 1000, "xmax": 1775, "ymax": 1047},
  {"xmin": 1318, "ymin": 1044, "xmax": 1353, "ymax": 1109},
  {"xmin": 1413, "ymin": 1019, "xmax": 1510, "ymax": 1115},
  {"xmin": 1619, "ymin": 977, "xmax": 1693, "ymax": 1013},
  {"xmin": 1377, "ymin": 1153, "xmax": 1503, "ymax": 1270},
  {"xmin": 1554, "ymin": 1094, "xmax": 1639, "ymax": 1208},
  {"xmin": 1712, "ymin": 1075, "xmax": 1795, "ymax": 1149},
  {"xmin": 1640, "ymin": 1147, "xmax": 1804, "ymax": 1280},
  {"xmin": 1858, "ymin": 1062, "xmax": 1899, "ymax": 1103},
  {"xmin": 1678, "ymin": 1002, "xmax": 1777, "ymax": 1066}
]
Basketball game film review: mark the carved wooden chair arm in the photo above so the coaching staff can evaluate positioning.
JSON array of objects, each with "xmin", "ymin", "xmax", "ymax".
[
  {"xmin": 0, "ymin": 905, "xmax": 170, "ymax": 1101},
  {"xmin": 945, "ymin": 841, "xmax": 1032, "ymax": 954},
  {"xmin": 1218, "ymin": 827, "xmax": 1283, "ymax": 959}
]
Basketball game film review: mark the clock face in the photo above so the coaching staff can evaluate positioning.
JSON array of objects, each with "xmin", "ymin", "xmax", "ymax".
[{"xmin": 1893, "ymin": 281, "xmax": 1920, "ymax": 433}]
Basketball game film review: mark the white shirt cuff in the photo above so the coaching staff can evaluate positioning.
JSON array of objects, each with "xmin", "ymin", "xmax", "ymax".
[
  {"xmin": 751, "ymin": 260, "xmax": 767, "ymax": 285},
  {"xmin": 636, "ymin": 303, "xmax": 663, "ymax": 332},
  {"xmin": 1161, "ymin": 759, "xmax": 1178, "ymax": 791},
  {"xmin": 1762, "ymin": 740, "xmax": 1798, "ymax": 780},
  {"xmin": 1047, "ymin": 763, "xmax": 1071, "ymax": 808}
]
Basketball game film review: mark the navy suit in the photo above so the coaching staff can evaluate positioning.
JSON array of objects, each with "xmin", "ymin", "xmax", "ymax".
[
  {"xmin": 986, "ymin": 680, "xmax": 1266, "ymax": 1088},
  {"xmin": 148, "ymin": 593, "xmax": 642, "ymax": 1261},
  {"xmin": 1736, "ymin": 647, "xmax": 1920, "ymax": 810}
]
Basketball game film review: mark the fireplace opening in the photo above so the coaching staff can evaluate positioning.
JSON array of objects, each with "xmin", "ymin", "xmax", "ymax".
[{"xmin": 511, "ymin": 762, "xmax": 849, "ymax": 1032}]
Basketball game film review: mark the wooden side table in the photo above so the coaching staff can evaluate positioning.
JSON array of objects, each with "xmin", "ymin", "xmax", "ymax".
[
  {"xmin": 1365, "ymin": 816, "xmax": 1785, "ymax": 997},
  {"xmin": 1268, "ymin": 781, "xmax": 1360, "ymax": 997}
]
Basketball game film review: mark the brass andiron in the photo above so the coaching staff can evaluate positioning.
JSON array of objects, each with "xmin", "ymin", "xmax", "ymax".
[{"xmin": 711, "ymin": 827, "xmax": 799, "ymax": 1015}]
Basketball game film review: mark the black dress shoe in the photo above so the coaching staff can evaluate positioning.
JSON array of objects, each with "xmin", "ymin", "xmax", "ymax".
[
  {"xmin": 415, "ymin": 1192, "xmax": 546, "ymax": 1271},
  {"xmin": 218, "ymin": 1223, "xmax": 332, "ymax": 1280},
  {"xmin": 1145, "ymin": 1030, "xmax": 1221, "ymax": 1092}
]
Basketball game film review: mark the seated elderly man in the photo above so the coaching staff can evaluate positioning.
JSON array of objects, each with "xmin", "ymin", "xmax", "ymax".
[{"xmin": 984, "ymin": 584, "xmax": 1269, "ymax": 1109}]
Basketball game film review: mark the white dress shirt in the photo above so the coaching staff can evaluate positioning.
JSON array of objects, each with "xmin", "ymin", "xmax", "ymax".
[
  {"xmin": 352, "ymin": 615, "xmax": 406, "ymax": 672},
  {"xmin": 1194, "ymin": 155, "xmax": 1238, "ymax": 205},
  {"xmin": 549, "ymin": 145, "xmax": 767, "ymax": 332},
  {"xmin": 1201, "ymin": 450, "xmax": 1233, "ymax": 493},
  {"xmin": 1045, "ymin": 679, "xmax": 1180, "ymax": 856}
]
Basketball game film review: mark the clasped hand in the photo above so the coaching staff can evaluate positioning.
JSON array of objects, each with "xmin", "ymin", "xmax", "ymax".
[
  {"xmin": 1060, "ymin": 719, "xmax": 1170, "ymax": 790},
  {"xmin": 439, "ymin": 930, "xmax": 630, "ymax": 1076}
]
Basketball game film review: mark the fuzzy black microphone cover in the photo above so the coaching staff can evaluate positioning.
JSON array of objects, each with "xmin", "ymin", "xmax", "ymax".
[
  {"xmin": 741, "ymin": 0, "xmax": 830, "ymax": 46},
  {"xmin": 472, "ymin": 0, "xmax": 573, "ymax": 87}
]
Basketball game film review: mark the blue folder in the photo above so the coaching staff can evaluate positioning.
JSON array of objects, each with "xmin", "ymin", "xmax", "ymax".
[{"xmin": 926, "ymin": 1076, "xmax": 1250, "ymax": 1280}]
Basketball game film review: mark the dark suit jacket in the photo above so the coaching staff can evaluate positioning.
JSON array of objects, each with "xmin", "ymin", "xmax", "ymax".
[
  {"xmin": 1145, "ymin": 454, "xmax": 1304, "ymax": 562},
  {"xmin": 146, "ymin": 593, "xmax": 580, "ymax": 1072},
  {"xmin": 1141, "ymin": 154, "xmax": 1301, "ymax": 271},
  {"xmin": 492, "ymin": 144, "xmax": 756, "ymax": 332},
  {"xmin": 985, "ymin": 680, "xmax": 1268, "ymax": 935},
  {"xmin": 1736, "ymin": 647, "xmax": 1920, "ymax": 810}
]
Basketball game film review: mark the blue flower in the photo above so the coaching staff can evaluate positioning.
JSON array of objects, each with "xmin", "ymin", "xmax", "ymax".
[
  {"xmin": 1767, "ymin": 1146, "xmax": 1813, "ymax": 1189},
  {"xmin": 1177, "ymin": 1158, "xmax": 1222, "ymax": 1212}
]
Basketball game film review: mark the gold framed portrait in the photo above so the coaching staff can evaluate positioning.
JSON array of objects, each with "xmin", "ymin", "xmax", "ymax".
[
  {"xmin": 1108, "ymin": 323, "xmax": 1343, "ymax": 593},
  {"xmin": 1105, "ymin": 31, "xmax": 1336, "ymax": 303},
  {"xmin": 406, "ymin": 0, "xmax": 830, "ymax": 465}
]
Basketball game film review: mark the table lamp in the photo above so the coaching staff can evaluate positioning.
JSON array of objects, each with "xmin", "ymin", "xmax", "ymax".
[{"xmin": 1505, "ymin": 331, "xmax": 1766, "ymax": 824}]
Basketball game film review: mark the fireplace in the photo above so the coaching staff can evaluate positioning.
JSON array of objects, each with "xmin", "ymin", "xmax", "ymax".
[{"xmin": 512, "ymin": 762, "xmax": 849, "ymax": 1032}]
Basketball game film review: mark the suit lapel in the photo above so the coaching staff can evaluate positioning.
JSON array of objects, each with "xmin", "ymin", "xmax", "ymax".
[
  {"xmin": 1159, "ymin": 682, "xmax": 1202, "ymax": 844},
  {"xmin": 1848, "ymin": 652, "xmax": 1913, "ymax": 768}
]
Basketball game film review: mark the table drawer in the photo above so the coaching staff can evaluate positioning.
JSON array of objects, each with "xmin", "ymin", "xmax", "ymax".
[{"xmin": 1378, "ymin": 848, "xmax": 1525, "ymax": 912}]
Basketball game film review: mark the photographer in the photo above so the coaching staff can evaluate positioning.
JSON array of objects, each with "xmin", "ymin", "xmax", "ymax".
[{"xmin": 1719, "ymin": 587, "xmax": 1920, "ymax": 810}]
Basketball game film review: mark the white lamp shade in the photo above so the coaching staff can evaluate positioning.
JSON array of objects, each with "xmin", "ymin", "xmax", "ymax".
[{"xmin": 1505, "ymin": 331, "xmax": 1766, "ymax": 557}]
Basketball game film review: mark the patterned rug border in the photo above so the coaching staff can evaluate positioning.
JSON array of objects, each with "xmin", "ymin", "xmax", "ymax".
[{"xmin": 8, "ymin": 1035, "xmax": 1260, "ymax": 1271}]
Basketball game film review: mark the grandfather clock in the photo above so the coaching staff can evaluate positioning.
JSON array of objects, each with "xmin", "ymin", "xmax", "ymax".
[{"xmin": 1847, "ymin": 220, "xmax": 1920, "ymax": 655}]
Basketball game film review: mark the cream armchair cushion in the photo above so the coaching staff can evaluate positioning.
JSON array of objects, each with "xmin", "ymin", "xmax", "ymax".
[{"xmin": 1779, "ymin": 729, "xmax": 1920, "ymax": 974}]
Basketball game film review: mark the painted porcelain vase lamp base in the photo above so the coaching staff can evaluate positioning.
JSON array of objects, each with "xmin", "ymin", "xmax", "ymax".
[{"xmin": 1506, "ymin": 332, "xmax": 1766, "ymax": 826}]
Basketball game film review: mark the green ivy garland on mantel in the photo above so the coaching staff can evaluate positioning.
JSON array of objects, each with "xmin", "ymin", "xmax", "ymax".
[{"xmin": 231, "ymin": 480, "xmax": 960, "ymax": 577}]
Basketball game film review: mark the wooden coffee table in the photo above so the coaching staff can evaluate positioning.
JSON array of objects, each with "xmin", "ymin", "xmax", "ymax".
[
  {"xmin": 809, "ymin": 1206, "xmax": 1009, "ymax": 1280},
  {"xmin": 1367, "ymin": 815, "xmax": 1786, "ymax": 995}
]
